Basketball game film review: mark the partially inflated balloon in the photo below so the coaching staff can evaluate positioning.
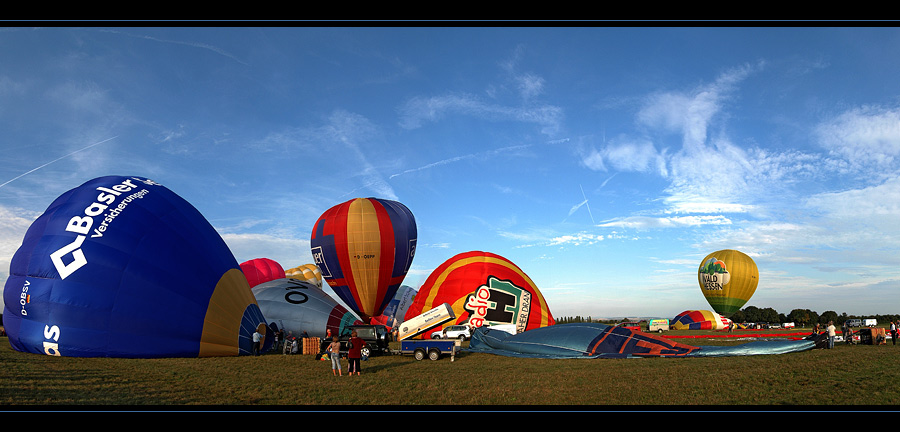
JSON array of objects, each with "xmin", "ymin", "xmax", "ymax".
[
  {"xmin": 240, "ymin": 258, "xmax": 285, "ymax": 288},
  {"xmin": 252, "ymin": 278, "xmax": 360, "ymax": 339},
  {"xmin": 2, "ymin": 176, "xmax": 270, "ymax": 358},
  {"xmin": 381, "ymin": 285, "xmax": 416, "ymax": 327},
  {"xmin": 698, "ymin": 249, "xmax": 759, "ymax": 317},
  {"xmin": 404, "ymin": 251, "xmax": 555, "ymax": 335},
  {"xmin": 285, "ymin": 264, "xmax": 322, "ymax": 288},
  {"xmin": 671, "ymin": 310, "xmax": 732, "ymax": 330},
  {"xmin": 310, "ymin": 198, "xmax": 417, "ymax": 321}
]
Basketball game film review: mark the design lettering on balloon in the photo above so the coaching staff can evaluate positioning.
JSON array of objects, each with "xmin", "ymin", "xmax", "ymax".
[
  {"xmin": 311, "ymin": 246, "xmax": 333, "ymax": 279},
  {"xmin": 18, "ymin": 280, "xmax": 30, "ymax": 316},
  {"xmin": 49, "ymin": 177, "xmax": 152, "ymax": 279},
  {"xmin": 699, "ymin": 257, "xmax": 730, "ymax": 291},
  {"xmin": 464, "ymin": 276, "xmax": 531, "ymax": 333}
]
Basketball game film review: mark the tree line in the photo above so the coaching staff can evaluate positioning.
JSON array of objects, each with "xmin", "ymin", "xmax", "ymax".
[{"xmin": 555, "ymin": 306, "xmax": 900, "ymax": 327}]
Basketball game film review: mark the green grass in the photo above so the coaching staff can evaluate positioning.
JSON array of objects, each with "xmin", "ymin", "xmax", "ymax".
[{"xmin": 2, "ymin": 331, "xmax": 899, "ymax": 408}]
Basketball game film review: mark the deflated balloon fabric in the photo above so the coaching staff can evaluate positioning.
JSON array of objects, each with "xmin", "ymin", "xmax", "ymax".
[{"xmin": 467, "ymin": 323, "xmax": 818, "ymax": 358}]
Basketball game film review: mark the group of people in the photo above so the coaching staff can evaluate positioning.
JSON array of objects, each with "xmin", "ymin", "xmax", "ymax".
[{"xmin": 325, "ymin": 330, "xmax": 365, "ymax": 376}]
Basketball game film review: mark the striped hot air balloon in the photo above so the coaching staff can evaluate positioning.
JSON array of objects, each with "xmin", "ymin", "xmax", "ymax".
[
  {"xmin": 285, "ymin": 263, "xmax": 323, "ymax": 288},
  {"xmin": 698, "ymin": 249, "xmax": 759, "ymax": 317},
  {"xmin": 309, "ymin": 198, "xmax": 416, "ymax": 322},
  {"xmin": 671, "ymin": 310, "xmax": 732, "ymax": 330},
  {"xmin": 404, "ymin": 251, "xmax": 555, "ymax": 337}
]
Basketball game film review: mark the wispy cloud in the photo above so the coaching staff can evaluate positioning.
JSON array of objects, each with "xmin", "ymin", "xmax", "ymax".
[
  {"xmin": 398, "ymin": 93, "xmax": 563, "ymax": 136},
  {"xmin": 98, "ymin": 29, "xmax": 249, "ymax": 66}
]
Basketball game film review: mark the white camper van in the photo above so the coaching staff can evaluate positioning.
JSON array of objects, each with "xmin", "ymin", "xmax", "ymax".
[{"xmin": 648, "ymin": 319, "xmax": 669, "ymax": 333}]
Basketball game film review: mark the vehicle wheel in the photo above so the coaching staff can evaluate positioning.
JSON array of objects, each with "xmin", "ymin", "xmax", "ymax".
[
  {"xmin": 428, "ymin": 349, "xmax": 441, "ymax": 361},
  {"xmin": 361, "ymin": 346, "xmax": 371, "ymax": 358},
  {"xmin": 658, "ymin": 329, "xmax": 663, "ymax": 333},
  {"xmin": 458, "ymin": 334, "xmax": 467, "ymax": 340},
  {"xmin": 414, "ymin": 349, "xmax": 426, "ymax": 361}
]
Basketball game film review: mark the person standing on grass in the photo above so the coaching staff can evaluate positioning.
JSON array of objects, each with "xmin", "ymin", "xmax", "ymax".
[
  {"xmin": 347, "ymin": 330, "xmax": 365, "ymax": 376},
  {"xmin": 252, "ymin": 329, "xmax": 262, "ymax": 356},
  {"xmin": 326, "ymin": 336, "xmax": 342, "ymax": 376},
  {"xmin": 891, "ymin": 321, "xmax": 898, "ymax": 346},
  {"xmin": 826, "ymin": 321, "xmax": 836, "ymax": 349}
]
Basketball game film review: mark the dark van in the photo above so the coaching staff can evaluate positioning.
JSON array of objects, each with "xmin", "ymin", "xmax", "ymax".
[{"xmin": 335, "ymin": 324, "xmax": 391, "ymax": 358}]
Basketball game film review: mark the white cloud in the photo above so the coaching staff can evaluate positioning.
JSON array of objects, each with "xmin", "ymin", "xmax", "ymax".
[
  {"xmin": 816, "ymin": 105, "xmax": 900, "ymax": 178},
  {"xmin": 397, "ymin": 94, "xmax": 563, "ymax": 136},
  {"xmin": 598, "ymin": 215, "xmax": 732, "ymax": 229},
  {"xmin": 220, "ymin": 232, "xmax": 310, "ymax": 268}
]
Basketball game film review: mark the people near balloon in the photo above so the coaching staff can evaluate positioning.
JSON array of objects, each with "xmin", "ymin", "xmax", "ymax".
[
  {"xmin": 347, "ymin": 330, "xmax": 364, "ymax": 375},
  {"xmin": 326, "ymin": 336, "xmax": 342, "ymax": 376},
  {"xmin": 404, "ymin": 251, "xmax": 555, "ymax": 337},
  {"xmin": 252, "ymin": 328, "xmax": 263, "ymax": 356},
  {"xmin": 2, "ymin": 175, "xmax": 271, "ymax": 358},
  {"xmin": 240, "ymin": 258, "xmax": 285, "ymax": 289},
  {"xmin": 698, "ymin": 249, "xmax": 759, "ymax": 317},
  {"xmin": 310, "ymin": 197, "xmax": 417, "ymax": 323},
  {"xmin": 827, "ymin": 321, "xmax": 836, "ymax": 349}
]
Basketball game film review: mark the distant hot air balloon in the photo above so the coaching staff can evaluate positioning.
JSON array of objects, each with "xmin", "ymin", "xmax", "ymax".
[
  {"xmin": 404, "ymin": 251, "xmax": 555, "ymax": 336},
  {"xmin": 698, "ymin": 249, "xmax": 759, "ymax": 317},
  {"xmin": 252, "ymin": 278, "xmax": 360, "ymax": 340},
  {"xmin": 285, "ymin": 264, "xmax": 323, "ymax": 288},
  {"xmin": 671, "ymin": 310, "xmax": 732, "ymax": 330},
  {"xmin": 2, "ymin": 175, "xmax": 270, "ymax": 358},
  {"xmin": 310, "ymin": 198, "xmax": 417, "ymax": 322},
  {"xmin": 240, "ymin": 258, "xmax": 285, "ymax": 289}
]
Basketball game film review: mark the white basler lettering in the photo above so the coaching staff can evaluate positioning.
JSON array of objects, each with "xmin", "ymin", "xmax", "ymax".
[{"xmin": 49, "ymin": 178, "xmax": 145, "ymax": 279}]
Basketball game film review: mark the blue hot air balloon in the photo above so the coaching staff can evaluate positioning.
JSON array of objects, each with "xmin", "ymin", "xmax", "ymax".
[{"xmin": 2, "ymin": 175, "xmax": 271, "ymax": 358}]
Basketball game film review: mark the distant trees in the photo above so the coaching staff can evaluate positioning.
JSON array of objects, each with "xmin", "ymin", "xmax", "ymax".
[{"xmin": 553, "ymin": 309, "xmax": 900, "ymax": 327}]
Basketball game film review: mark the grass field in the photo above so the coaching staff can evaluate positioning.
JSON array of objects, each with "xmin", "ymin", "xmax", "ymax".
[{"xmin": 2, "ymin": 329, "xmax": 899, "ymax": 409}]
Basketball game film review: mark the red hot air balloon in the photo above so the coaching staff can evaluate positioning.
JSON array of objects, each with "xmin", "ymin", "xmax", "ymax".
[
  {"xmin": 310, "ymin": 198, "xmax": 417, "ymax": 322},
  {"xmin": 404, "ymin": 251, "xmax": 555, "ymax": 336},
  {"xmin": 240, "ymin": 258, "xmax": 285, "ymax": 289}
]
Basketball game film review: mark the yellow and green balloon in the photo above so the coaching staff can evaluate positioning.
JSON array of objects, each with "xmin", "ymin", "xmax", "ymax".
[{"xmin": 698, "ymin": 249, "xmax": 758, "ymax": 317}]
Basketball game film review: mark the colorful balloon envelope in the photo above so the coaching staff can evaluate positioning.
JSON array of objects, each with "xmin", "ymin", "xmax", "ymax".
[
  {"xmin": 310, "ymin": 198, "xmax": 417, "ymax": 322},
  {"xmin": 285, "ymin": 263, "xmax": 323, "ymax": 288},
  {"xmin": 698, "ymin": 249, "xmax": 759, "ymax": 317},
  {"xmin": 404, "ymin": 251, "xmax": 555, "ymax": 335},
  {"xmin": 468, "ymin": 323, "xmax": 700, "ymax": 358},
  {"xmin": 2, "ymin": 176, "xmax": 270, "ymax": 358},
  {"xmin": 252, "ymin": 278, "xmax": 360, "ymax": 339},
  {"xmin": 671, "ymin": 310, "xmax": 732, "ymax": 330},
  {"xmin": 240, "ymin": 257, "xmax": 285, "ymax": 288}
]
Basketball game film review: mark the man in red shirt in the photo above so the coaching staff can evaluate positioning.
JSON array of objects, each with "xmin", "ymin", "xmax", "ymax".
[{"xmin": 347, "ymin": 330, "xmax": 365, "ymax": 376}]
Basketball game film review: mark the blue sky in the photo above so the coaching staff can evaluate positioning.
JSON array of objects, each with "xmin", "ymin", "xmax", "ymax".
[{"xmin": 1, "ymin": 26, "xmax": 899, "ymax": 319}]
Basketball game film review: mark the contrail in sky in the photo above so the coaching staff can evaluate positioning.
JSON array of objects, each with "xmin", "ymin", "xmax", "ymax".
[
  {"xmin": 580, "ymin": 184, "xmax": 595, "ymax": 224},
  {"xmin": 389, "ymin": 144, "xmax": 531, "ymax": 180},
  {"xmin": 0, "ymin": 136, "xmax": 118, "ymax": 189}
]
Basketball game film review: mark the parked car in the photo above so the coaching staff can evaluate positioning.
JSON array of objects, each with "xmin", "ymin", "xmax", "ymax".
[
  {"xmin": 846, "ymin": 319, "xmax": 863, "ymax": 327},
  {"xmin": 334, "ymin": 324, "xmax": 391, "ymax": 358},
  {"xmin": 432, "ymin": 325, "xmax": 472, "ymax": 340},
  {"xmin": 619, "ymin": 322, "xmax": 641, "ymax": 331}
]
